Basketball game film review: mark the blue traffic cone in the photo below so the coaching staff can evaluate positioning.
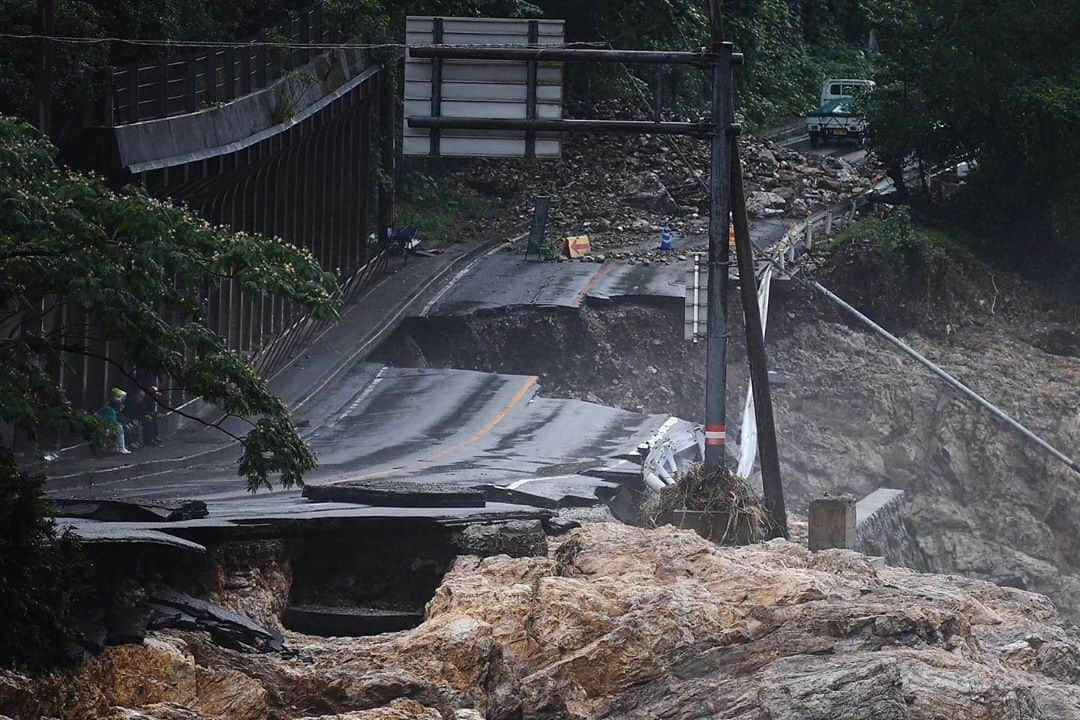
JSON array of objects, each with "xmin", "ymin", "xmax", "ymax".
[{"xmin": 659, "ymin": 223, "xmax": 672, "ymax": 252}]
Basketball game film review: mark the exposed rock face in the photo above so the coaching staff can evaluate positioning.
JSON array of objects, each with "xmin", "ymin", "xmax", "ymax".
[
  {"xmin": 6, "ymin": 524, "xmax": 1080, "ymax": 719},
  {"xmin": 199, "ymin": 540, "xmax": 292, "ymax": 631}
]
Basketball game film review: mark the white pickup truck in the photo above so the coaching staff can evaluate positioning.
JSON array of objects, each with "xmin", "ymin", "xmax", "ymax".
[{"xmin": 805, "ymin": 78, "xmax": 874, "ymax": 146}]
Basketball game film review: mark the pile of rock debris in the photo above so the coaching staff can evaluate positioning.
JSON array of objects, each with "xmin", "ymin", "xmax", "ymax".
[{"xmin": 447, "ymin": 127, "xmax": 880, "ymax": 260}]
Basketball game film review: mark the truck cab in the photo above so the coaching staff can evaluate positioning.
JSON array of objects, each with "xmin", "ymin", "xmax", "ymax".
[{"xmin": 806, "ymin": 78, "xmax": 874, "ymax": 146}]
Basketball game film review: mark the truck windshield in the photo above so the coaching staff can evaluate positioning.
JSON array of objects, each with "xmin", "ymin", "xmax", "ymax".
[{"xmin": 829, "ymin": 83, "xmax": 867, "ymax": 97}]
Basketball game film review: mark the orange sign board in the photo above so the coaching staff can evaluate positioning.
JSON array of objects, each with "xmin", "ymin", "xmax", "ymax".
[{"xmin": 565, "ymin": 235, "xmax": 591, "ymax": 258}]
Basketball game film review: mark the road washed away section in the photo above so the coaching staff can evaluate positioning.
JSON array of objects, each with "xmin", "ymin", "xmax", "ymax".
[
  {"xmin": 55, "ymin": 358, "xmax": 689, "ymax": 544},
  {"xmin": 51, "ymin": 244, "xmax": 704, "ymax": 549}
]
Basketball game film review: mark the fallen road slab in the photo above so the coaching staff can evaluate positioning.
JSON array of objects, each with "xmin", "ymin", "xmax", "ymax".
[
  {"xmin": 50, "ymin": 497, "xmax": 208, "ymax": 523},
  {"xmin": 58, "ymin": 518, "xmax": 207, "ymax": 553},
  {"xmin": 302, "ymin": 480, "xmax": 486, "ymax": 507}
]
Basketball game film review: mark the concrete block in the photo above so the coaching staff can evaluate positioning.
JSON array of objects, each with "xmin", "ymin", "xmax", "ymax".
[{"xmin": 808, "ymin": 495, "xmax": 857, "ymax": 551}]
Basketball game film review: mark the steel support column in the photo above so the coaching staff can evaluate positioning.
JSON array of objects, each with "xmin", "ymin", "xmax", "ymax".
[{"xmin": 703, "ymin": 42, "xmax": 733, "ymax": 469}]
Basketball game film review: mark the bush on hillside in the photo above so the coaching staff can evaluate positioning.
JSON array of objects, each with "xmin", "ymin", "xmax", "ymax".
[{"xmin": 0, "ymin": 448, "xmax": 88, "ymax": 672}]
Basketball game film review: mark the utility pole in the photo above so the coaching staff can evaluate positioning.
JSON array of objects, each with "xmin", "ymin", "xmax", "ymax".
[
  {"xmin": 731, "ymin": 142, "xmax": 789, "ymax": 538},
  {"xmin": 703, "ymin": 0, "xmax": 733, "ymax": 468}
]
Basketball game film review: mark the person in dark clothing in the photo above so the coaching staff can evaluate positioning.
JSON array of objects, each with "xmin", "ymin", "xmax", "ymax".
[{"xmin": 133, "ymin": 385, "xmax": 163, "ymax": 447}]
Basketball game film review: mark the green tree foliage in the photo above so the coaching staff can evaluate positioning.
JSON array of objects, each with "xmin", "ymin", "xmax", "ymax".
[
  {"xmin": 0, "ymin": 446, "xmax": 87, "ymax": 672},
  {"xmin": 1, "ymin": 1, "xmax": 875, "ymax": 134},
  {"xmin": 0, "ymin": 116, "xmax": 339, "ymax": 491},
  {"xmin": 865, "ymin": 0, "xmax": 1080, "ymax": 276}
]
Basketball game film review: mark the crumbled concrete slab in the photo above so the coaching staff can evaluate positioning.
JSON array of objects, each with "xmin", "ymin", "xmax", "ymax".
[
  {"xmin": 149, "ymin": 590, "xmax": 284, "ymax": 653},
  {"xmin": 50, "ymin": 498, "xmax": 208, "ymax": 522},
  {"xmin": 59, "ymin": 519, "xmax": 207, "ymax": 553},
  {"xmin": 482, "ymin": 475, "xmax": 620, "ymax": 509}
]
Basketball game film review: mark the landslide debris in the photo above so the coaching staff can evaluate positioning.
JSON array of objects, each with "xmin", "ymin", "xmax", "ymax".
[
  {"xmin": 6, "ymin": 523, "xmax": 1080, "ymax": 719},
  {"xmin": 426, "ymin": 106, "xmax": 881, "ymax": 256},
  {"xmin": 380, "ymin": 214, "xmax": 1080, "ymax": 625}
]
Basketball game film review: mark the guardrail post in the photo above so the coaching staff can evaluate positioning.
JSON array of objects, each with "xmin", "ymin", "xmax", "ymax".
[
  {"xmin": 241, "ymin": 47, "xmax": 253, "ymax": 94},
  {"xmin": 184, "ymin": 61, "xmax": 197, "ymax": 113},
  {"xmin": 158, "ymin": 57, "xmax": 169, "ymax": 118},
  {"xmin": 127, "ymin": 65, "xmax": 140, "ymax": 123},
  {"xmin": 224, "ymin": 48, "xmax": 236, "ymax": 100},
  {"xmin": 99, "ymin": 68, "xmax": 115, "ymax": 126},
  {"xmin": 204, "ymin": 52, "xmax": 216, "ymax": 104}
]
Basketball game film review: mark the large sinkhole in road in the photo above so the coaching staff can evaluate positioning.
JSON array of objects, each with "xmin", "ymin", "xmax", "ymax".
[
  {"xmin": 374, "ymin": 293, "xmax": 1080, "ymax": 623},
  {"xmin": 374, "ymin": 298, "xmax": 735, "ymax": 423}
]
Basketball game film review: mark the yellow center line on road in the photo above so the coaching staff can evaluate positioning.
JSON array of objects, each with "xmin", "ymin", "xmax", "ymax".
[
  {"xmin": 322, "ymin": 375, "xmax": 539, "ymax": 486},
  {"xmin": 573, "ymin": 261, "xmax": 616, "ymax": 308}
]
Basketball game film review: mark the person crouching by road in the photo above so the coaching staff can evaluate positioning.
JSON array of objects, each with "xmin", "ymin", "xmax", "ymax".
[{"xmin": 96, "ymin": 387, "xmax": 139, "ymax": 455}]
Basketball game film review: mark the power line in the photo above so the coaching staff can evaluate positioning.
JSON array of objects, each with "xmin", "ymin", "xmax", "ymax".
[
  {"xmin": 0, "ymin": 32, "xmax": 610, "ymax": 52},
  {"xmin": 0, "ymin": 33, "xmax": 399, "ymax": 50}
]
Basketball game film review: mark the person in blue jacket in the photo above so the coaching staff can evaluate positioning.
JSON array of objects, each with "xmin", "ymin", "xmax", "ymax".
[{"xmin": 97, "ymin": 387, "xmax": 133, "ymax": 455}]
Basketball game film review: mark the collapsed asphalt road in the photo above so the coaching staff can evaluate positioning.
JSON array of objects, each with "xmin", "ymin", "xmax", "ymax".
[
  {"xmin": 46, "ymin": 130, "xmax": 875, "ymax": 545},
  {"xmin": 46, "ymin": 244, "xmax": 711, "ymax": 543}
]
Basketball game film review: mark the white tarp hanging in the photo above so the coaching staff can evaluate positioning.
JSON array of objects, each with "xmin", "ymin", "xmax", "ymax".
[{"xmin": 737, "ymin": 265, "xmax": 773, "ymax": 478}]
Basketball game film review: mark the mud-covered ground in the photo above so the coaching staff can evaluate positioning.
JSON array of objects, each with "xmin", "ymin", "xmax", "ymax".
[{"xmin": 379, "ymin": 233, "xmax": 1080, "ymax": 619}]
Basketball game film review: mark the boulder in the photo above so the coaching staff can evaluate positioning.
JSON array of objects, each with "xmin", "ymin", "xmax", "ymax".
[
  {"xmin": 754, "ymin": 147, "xmax": 779, "ymax": 170},
  {"xmin": 622, "ymin": 172, "xmax": 677, "ymax": 213},
  {"xmin": 745, "ymin": 190, "xmax": 788, "ymax": 218},
  {"xmin": 773, "ymin": 185, "xmax": 798, "ymax": 204}
]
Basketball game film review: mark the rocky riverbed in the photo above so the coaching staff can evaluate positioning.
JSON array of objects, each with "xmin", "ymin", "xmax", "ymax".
[{"xmin": 4, "ymin": 523, "xmax": 1080, "ymax": 719}]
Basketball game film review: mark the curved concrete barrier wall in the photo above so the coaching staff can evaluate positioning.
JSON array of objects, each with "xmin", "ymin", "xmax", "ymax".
[
  {"xmin": 115, "ymin": 49, "xmax": 368, "ymax": 173},
  {"xmin": 855, "ymin": 488, "xmax": 930, "ymax": 570}
]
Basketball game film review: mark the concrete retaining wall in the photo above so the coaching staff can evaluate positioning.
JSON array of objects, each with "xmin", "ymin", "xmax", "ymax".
[{"xmin": 855, "ymin": 488, "xmax": 930, "ymax": 571}]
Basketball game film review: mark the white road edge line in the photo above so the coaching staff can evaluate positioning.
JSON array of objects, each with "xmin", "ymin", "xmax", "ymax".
[
  {"xmin": 52, "ymin": 237, "xmax": 518, "ymax": 483},
  {"xmin": 420, "ymin": 237, "xmax": 518, "ymax": 317}
]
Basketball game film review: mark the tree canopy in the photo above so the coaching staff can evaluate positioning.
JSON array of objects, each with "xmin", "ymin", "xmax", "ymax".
[
  {"xmin": 864, "ymin": 0, "xmax": 1080, "ymax": 278},
  {"xmin": 0, "ymin": 0, "xmax": 876, "ymax": 133},
  {"xmin": 0, "ymin": 116, "xmax": 340, "ymax": 491}
]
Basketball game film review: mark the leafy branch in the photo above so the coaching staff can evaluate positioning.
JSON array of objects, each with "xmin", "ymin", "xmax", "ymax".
[{"xmin": 0, "ymin": 116, "xmax": 338, "ymax": 491}]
